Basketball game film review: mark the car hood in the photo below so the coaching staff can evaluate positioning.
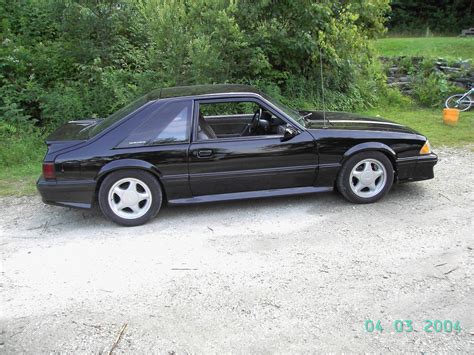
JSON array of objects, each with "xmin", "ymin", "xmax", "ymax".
[{"xmin": 302, "ymin": 111, "xmax": 418, "ymax": 134}]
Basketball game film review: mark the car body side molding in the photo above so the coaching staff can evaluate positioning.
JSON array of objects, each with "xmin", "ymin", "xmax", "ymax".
[{"xmin": 167, "ymin": 186, "xmax": 333, "ymax": 205}]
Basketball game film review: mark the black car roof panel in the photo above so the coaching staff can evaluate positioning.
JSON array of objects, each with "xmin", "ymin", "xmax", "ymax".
[{"xmin": 159, "ymin": 84, "xmax": 260, "ymax": 99}]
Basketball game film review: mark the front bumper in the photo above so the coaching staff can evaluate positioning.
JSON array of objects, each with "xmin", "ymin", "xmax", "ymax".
[
  {"xmin": 36, "ymin": 178, "xmax": 97, "ymax": 209},
  {"xmin": 396, "ymin": 153, "xmax": 438, "ymax": 182}
]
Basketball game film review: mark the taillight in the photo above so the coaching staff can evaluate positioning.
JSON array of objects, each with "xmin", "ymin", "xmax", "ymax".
[{"xmin": 42, "ymin": 163, "xmax": 56, "ymax": 180}]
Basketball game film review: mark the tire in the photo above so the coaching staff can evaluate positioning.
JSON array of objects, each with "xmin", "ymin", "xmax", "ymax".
[
  {"xmin": 98, "ymin": 169, "xmax": 162, "ymax": 226},
  {"xmin": 337, "ymin": 151, "xmax": 394, "ymax": 204},
  {"xmin": 445, "ymin": 94, "xmax": 472, "ymax": 111}
]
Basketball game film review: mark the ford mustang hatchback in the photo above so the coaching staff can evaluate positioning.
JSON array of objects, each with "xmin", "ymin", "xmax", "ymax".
[{"xmin": 37, "ymin": 84, "xmax": 438, "ymax": 226}]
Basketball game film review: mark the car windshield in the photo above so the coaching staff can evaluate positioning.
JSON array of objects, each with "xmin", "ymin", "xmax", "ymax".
[
  {"xmin": 260, "ymin": 93, "xmax": 306, "ymax": 127},
  {"xmin": 88, "ymin": 93, "xmax": 154, "ymax": 137}
]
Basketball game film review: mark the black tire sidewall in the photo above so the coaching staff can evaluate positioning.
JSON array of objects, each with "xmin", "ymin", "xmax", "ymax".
[
  {"xmin": 337, "ymin": 151, "xmax": 394, "ymax": 204},
  {"xmin": 98, "ymin": 169, "xmax": 162, "ymax": 226}
]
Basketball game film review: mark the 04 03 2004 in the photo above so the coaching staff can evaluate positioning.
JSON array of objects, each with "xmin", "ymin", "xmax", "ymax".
[{"xmin": 364, "ymin": 319, "xmax": 462, "ymax": 333}]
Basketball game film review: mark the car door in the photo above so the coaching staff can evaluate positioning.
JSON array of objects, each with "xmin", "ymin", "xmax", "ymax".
[{"xmin": 188, "ymin": 97, "xmax": 318, "ymax": 196}]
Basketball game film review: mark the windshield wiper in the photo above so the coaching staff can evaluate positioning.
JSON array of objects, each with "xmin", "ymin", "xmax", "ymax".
[
  {"xmin": 301, "ymin": 111, "xmax": 334, "ymax": 127},
  {"xmin": 301, "ymin": 112, "xmax": 313, "ymax": 122}
]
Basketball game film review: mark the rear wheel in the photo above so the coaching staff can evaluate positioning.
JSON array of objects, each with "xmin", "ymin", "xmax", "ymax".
[
  {"xmin": 337, "ymin": 151, "xmax": 394, "ymax": 204},
  {"xmin": 98, "ymin": 170, "xmax": 162, "ymax": 226}
]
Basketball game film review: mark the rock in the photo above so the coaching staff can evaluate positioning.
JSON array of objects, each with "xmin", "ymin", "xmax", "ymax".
[
  {"xmin": 380, "ymin": 55, "xmax": 473, "ymax": 94},
  {"xmin": 439, "ymin": 66, "xmax": 461, "ymax": 72},
  {"xmin": 460, "ymin": 28, "xmax": 474, "ymax": 36},
  {"xmin": 397, "ymin": 76, "xmax": 411, "ymax": 82}
]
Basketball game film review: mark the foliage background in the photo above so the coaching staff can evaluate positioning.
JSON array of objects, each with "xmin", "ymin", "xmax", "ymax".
[
  {"xmin": 0, "ymin": 0, "xmax": 391, "ymax": 133},
  {"xmin": 388, "ymin": 0, "xmax": 473, "ymax": 35}
]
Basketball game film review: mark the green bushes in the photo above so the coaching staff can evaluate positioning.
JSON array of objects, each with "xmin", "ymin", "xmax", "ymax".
[
  {"xmin": 0, "ymin": 0, "xmax": 391, "ymax": 134},
  {"xmin": 0, "ymin": 128, "xmax": 44, "ymax": 166},
  {"xmin": 0, "ymin": 125, "xmax": 44, "ymax": 195},
  {"xmin": 412, "ymin": 72, "xmax": 455, "ymax": 107},
  {"xmin": 381, "ymin": 55, "xmax": 468, "ymax": 108}
]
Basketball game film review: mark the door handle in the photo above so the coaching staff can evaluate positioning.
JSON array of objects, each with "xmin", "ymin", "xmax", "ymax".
[{"xmin": 196, "ymin": 149, "xmax": 213, "ymax": 158}]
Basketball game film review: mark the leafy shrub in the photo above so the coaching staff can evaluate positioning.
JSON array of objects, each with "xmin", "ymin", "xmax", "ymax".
[
  {"xmin": 40, "ymin": 85, "xmax": 88, "ymax": 126},
  {"xmin": 413, "ymin": 72, "xmax": 455, "ymax": 107},
  {"xmin": 379, "ymin": 87, "xmax": 413, "ymax": 107},
  {"xmin": 0, "ymin": 121, "xmax": 44, "ymax": 170},
  {"xmin": 0, "ymin": 0, "xmax": 391, "ymax": 136},
  {"xmin": 410, "ymin": 58, "xmax": 460, "ymax": 107}
]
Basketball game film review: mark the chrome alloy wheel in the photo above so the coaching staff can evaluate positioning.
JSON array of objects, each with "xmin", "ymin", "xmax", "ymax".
[
  {"xmin": 108, "ymin": 178, "xmax": 152, "ymax": 219},
  {"xmin": 349, "ymin": 158, "xmax": 387, "ymax": 198}
]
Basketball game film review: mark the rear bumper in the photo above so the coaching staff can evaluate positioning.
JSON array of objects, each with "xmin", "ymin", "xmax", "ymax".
[
  {"xmin": 396, "ymin": 153, "xmax": 438, "ymax": 182},
  {"xmin": 36, "ymin": 178, "xmax": 96, "ymax": 209}
]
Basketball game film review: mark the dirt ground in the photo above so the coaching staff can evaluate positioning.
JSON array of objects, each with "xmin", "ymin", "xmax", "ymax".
[{"xmin": 0, "ymin": 148, "xmax": 473, "ymax": 353}]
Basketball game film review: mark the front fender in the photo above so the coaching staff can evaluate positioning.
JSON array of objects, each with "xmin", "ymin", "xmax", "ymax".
[
  {"xmin": 342, "ymin": 142, "xmax": 396, "ymax": 162},
  {"xmin": 96, "ymin": 159, "xmax": 161, "ymax": 181}
]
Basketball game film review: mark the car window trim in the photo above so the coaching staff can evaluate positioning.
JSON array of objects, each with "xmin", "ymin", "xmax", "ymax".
[
  {"xmin": 192, "ymin": 96, "xmax": 297, "ymax": 143},
  {"xmin": 114, "ymin": 140, "xmax": 190, "ymax": 149},
  {"xmin": 114, "ymin": 98, "xmax": 194, "ymax": 149},
  {"xmin": 161, "ymin": 92, "xmax": 305, "ymax": 131},
  {"xmin": 191, "ymin": 135, "xmax": 285, "ymax": 145}
]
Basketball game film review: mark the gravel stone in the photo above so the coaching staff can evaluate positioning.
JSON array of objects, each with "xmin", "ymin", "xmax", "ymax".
[{"xmin": 0, "ymin": 148, "xmax": 473, "ymax": 352}]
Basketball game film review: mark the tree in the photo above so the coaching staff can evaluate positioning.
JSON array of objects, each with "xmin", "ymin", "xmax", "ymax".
[
  {"xmin": 0, "ymin": 0, "xmax": 391, "ymax": 130},
  {"xmin": 389, "ymin": 0, "xmax": 474, "ymax": 34}
]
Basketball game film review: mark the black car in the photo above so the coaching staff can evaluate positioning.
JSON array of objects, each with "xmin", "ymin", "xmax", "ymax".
[{"xmin": 37, "ymin": 84, "xmax": 437, "ymax": 226}]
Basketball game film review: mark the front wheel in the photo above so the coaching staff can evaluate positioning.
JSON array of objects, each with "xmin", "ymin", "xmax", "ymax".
[
  {"xmin": 445, "ymin": 94, "xmax": 472, "ymax": 111},
  {"xmin": 98, "ymin": 169, "xmax": 162, "ymax": 226},
  {"xmin": 337, "ymin": 152, "xmax": 394, "ymax": 204}
]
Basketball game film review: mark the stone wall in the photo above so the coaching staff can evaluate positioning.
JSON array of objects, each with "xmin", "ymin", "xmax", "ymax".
[{"xmin": 380, "ymin": 56, "xmax": 473, "ymax": 96}]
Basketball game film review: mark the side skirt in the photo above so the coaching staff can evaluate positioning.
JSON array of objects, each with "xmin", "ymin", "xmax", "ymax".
[
  {"xmin": 43, "ymin": 200, "xmax": 92, "ymax": 209},
  {"xmin": 167, "ymin": 186, "xmax": 333, "ymax": 205}
]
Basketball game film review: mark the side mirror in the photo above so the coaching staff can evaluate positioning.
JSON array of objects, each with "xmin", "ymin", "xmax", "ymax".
[{"xmin": 281, "ymin": 126, "xmax": 298, "ymax": 142}]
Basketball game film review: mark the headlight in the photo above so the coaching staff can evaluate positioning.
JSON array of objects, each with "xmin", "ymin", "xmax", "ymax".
[{"xmin": 420, "ymin": 140, "xmax": 432, "ymax": 155}]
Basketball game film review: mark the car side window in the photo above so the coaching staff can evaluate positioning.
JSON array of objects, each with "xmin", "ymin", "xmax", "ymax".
[
  {"xmin": 118, "ymin": 100, "xmax": 192, "ymax": 147},
  {"xmin": 197, "ymin": 100, "xmax": 287, "ymax": 141}
]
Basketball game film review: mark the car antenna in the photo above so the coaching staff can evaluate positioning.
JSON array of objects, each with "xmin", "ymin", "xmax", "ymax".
[{"xmin": 319, "ymin": 47, "xmax": 328, "ymax": 128}]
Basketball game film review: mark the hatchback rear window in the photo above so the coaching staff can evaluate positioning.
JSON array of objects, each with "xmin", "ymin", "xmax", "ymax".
[
  {"xmin": 117, "ymin": 100, "xmax": 192, "ymax": 147},
  {"xmin": 88, "ymin": 92, "xmax": 158, "ymax": 138}
]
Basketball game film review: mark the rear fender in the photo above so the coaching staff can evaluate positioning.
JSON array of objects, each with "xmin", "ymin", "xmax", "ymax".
[
  {"xmin": 96, "ymin": 159, "xmax": 162, "ymax": 181},
  {"xmin": 94, "ymin": 159, "xmax": 171, "ymax": 203}
]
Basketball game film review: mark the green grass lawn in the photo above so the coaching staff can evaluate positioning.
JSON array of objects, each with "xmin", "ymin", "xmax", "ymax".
[
  {"xmin": 361, "ymin": 105, "xmax": 474, "ymax": 147},
  {"xmin": 0, "ymin": 134, "xmax": 45, "ymax": 197},
  {"xmin": 0, "ymin": 164, "xmax": 41, "ymax": 197},
  {"xmin": 372, "ymin": 37, "xmax": 474, "ymax": 60}
]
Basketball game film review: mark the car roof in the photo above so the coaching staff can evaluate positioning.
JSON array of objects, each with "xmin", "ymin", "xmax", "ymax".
[{"xmin": 158, "ymin": 84, "xmax": 262, "ymax": 99}]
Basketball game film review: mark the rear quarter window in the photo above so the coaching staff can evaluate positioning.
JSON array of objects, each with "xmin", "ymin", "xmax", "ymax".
[{"xmin": 117, "ymin": 100, "xmax": 192, "ymax": 148}]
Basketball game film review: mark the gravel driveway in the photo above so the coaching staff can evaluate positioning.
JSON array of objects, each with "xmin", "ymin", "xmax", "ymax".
[{"xmin": 1, "ymin": 148, "xmax": 473, "ymax": 353}]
